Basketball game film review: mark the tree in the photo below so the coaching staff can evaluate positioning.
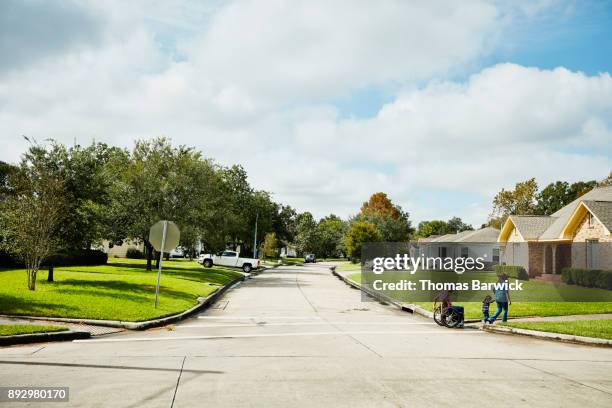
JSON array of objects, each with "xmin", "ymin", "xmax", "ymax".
[
  {"xmin": 0, "ymin": 150, "xmax": 67, "ymax": 290},
  {"xmin": 416, "ymin": 220, "xmax": 448, "ymax": 237},
  {"xmin": 534, "ymin": 181, "xmax": 572, "ymax": 215},
  {"xmin": 294, "ymin": 212, "xmax": 319, "ymax": 255},
  {"xmin": 109, "ymin": 138, "xmax": 225, "ymax": 270},
  {"xmin": 490, "ymin": 178, "xmax": 538, "ymax": 222},
  {"xmin": 317, "ymin": 215, "xmax": 346, "ymax": 258},
  {"xmin": 345, "ymin": 221, "xmax": 381, "ymax": 261},
  {"xmin": 446, "ymin": 217, "xmax": 473, "ymax": 233},
  {"xmin": 569, "ymin": 180, "xmax": 597, "ymax": 198},
  {"xmin": 0, "ymin": 161, "xmax": 18, "ymax": 201},
  {"xmin": 599, "ymin": 172, "xmax": 612, "ymax": 187},
  {"xmin": 356, "ymin": 193, "xmax": 412, "ymax": 241},
  {"xmin": 262, "ymin": 232, "xmax": 278, "ymax": 258},
  {"xmin": 360, "ymin": 192, "xmax": 401, "ymax": 219}
]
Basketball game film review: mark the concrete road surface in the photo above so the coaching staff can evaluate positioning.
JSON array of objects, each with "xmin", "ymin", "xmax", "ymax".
[{"xmin": 1, "ymin": 263, "xmax": 611, "ymax": 407}]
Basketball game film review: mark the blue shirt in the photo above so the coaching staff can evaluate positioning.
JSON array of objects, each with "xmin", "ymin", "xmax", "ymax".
[{"xmin": 494, "ymin": 288, "xmax": 509, "ymax": 302}]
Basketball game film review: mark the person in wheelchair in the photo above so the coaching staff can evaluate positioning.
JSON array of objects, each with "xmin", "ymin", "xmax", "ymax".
[{"xmin": 433, "ymin": 290, "xmax": 464, "ymax": 328}]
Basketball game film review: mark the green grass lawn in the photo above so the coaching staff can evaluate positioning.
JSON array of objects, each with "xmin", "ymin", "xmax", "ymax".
[
  {"xmin": 0, "ymin": 258, "xmax": 243, "ymax": 322},
  {"xmin": 0, "ymin": 324, "xmax": 68, "ymax": 336},
  {"xmin": 502, "ymin": 320, "xmax": 612, "ymax": 340},
  {"xmin": 345, "ymin": 271, "xmax": 612, "ymax": 318},
  {"xmin": 337, "ymin": 263, "xmax": 360, "ymax": 272}
]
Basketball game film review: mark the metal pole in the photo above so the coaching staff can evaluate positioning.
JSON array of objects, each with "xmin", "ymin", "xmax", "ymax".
[
  {"xmin": 154, "ymin": 220, "xmax": 168, "ymax": 308},
  {"xmin": 253, "ymin": 212, "xmax": 258, "ymax": 259}
]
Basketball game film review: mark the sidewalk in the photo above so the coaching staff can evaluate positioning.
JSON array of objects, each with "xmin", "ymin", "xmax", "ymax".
[{"xmin": 507, "ymin": 313, "xmax": 612, "ymax": 323}]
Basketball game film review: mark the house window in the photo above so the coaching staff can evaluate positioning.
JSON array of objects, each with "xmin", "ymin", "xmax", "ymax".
[
  {"xmin": 492, "ymin": 248, "xmax": 500, "ymax": 263},
  {"xmin": 461, "ymin": 247, "xmax": 468, "ymax": 258},
  {"xmin": 586, "ymin": 239, "xmax": 599, "ymax": 269},
  {"xmin": 587, "ymin": 212, "xmax": 594, "ymax": 229},
  {"xmin": 438, "ymin": 247, "xmax": 447, "ymax": 258}
]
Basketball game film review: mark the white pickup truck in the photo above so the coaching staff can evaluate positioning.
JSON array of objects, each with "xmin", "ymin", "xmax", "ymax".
[{"xmin": 199, "ymin": 250, "xmax": 260, "ymax": 273}]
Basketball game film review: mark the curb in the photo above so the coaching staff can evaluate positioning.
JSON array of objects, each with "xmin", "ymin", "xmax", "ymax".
[
  {"xmin": 331, "ymin": 267, "xmax": 414, "ymax": 313},
  {"xmin": 330, "ymin": 268, "xmax": 481, "ymax": 323},
  {"xmin": 0, "ymin": 330, "xmax": 90, "ymax": 346},
  {"xmin": 482, "ymin": 324, "xmax": 612, "ymax": 347},
  {"xmin": 0, "ymin": 274, "xmax": 246, "ymax": 331}
]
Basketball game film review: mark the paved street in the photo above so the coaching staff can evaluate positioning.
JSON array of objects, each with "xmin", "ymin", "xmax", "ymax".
[{"xmin": 1, "ymin": 263, "xmax": 611, "ymax": 407}]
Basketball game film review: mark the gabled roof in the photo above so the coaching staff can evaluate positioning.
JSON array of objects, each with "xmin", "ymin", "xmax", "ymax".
[
  {"xmin": 540, "ymin": 186, "xmax": 612, "ymax": 239},
  {"xmin": 582, "ymin": 201, "xmax": 612, "ymax": 234},
  {"xmin": 498, "ymin": 186, "xmax": 612, "ymax": 242},
  {"xmin": 505, "ymin": 215, "xmax": 556, "ymax": 240}
]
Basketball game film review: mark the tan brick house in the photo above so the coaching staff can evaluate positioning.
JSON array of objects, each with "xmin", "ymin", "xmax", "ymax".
[{"xmin": 497, "ymin": 186, "xmax": 612, "ymax": 280}]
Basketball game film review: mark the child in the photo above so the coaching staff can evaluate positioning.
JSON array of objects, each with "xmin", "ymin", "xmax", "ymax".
[{"xmin": 482, "ymin": 295, "xmax": 494, "ymax": 323}]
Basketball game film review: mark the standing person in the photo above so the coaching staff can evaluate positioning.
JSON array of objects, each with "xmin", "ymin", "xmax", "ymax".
[
  {"xmin": 488, "ymin": 274, "xmax": 511, "ymax": 323},
  {"xmin": 481, "ymin": 295, "xmax": 494, "ymax": 323}
]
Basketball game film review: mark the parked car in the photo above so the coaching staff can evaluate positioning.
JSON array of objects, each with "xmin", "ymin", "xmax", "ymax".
[
  {"xmin": 200, "ymin": 250, "xmax": 260, "ymax": 273},
  {"xmin": 304, "ymin": 254, "xmax": 316, "ymax": 263}
]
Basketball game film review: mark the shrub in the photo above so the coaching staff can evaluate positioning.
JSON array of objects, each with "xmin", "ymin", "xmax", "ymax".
[
  {"xmin": 597, "ymin": 270, "xmax": 612, "ymax": 290},
  {"xmin": 561, "ymin": 267, "xmax": 573, "ymax": 284},
  {"xmin": 561, "ymin": 267, "xmax": 612, "ymax": 290},
  {"xmin": 126, "ymin": 248, "xmax": 145, "ymax": 259},
  {"xmin": 44, "ymin": 249, "xmax": 108, "ymax": 267},
  {"xmin": 494, "ymin": 265, "xmax": 529, "ymax": 281}
]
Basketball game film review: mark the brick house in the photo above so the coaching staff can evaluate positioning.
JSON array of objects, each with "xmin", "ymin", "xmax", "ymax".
[{"xmin": 497, "ymin": 186, "xmax": 612, "ymax": 280}]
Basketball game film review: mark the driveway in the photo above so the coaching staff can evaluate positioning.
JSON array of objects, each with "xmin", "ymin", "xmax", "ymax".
[{"xmin": 1, "ymin": 263, "xmax": 611, "ymax": 407}]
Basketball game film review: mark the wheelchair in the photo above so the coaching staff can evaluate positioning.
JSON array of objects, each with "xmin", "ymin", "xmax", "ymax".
[{"xmin": 433, "ymin": 303, "xmax": 464, "ymax": 328}]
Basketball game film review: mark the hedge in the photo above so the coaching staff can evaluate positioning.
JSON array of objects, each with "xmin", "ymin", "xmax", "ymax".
[
  {"xmin": 561, "ymin": 267, "xmax": 612, "ymax": 290},
  {"xmin": 494, "ymin": 264, "xmax": 529, "ymax": 281},
  {"xmin": 126, "ymin": 248, "xmax": 145, "ymax": 259},
  {"xmin": 44, "ymin": 249, "xmax": 108, "ymax": 267}
]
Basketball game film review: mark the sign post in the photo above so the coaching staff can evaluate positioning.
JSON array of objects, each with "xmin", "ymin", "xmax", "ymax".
[{"xmin": 149, "ymin": 220, "xmax": 180, "ymax": 308}]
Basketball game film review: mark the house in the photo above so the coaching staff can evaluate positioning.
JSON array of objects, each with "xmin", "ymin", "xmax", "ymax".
[
  {"xmin": 497, "ymin": 186, "xmax": 612, "ymax": 280},
  {"xmin": 99, "ymin": 240, "xmax": 144, "ymax": 258},
  {"xmin": 417, "ymin": 227, "xmax": 501, "ymax": 270}
]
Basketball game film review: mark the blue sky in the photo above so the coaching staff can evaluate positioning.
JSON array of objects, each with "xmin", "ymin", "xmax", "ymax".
[{"xmin": 0, "ymin": 0, "xmax": 610, "ymax": 227}]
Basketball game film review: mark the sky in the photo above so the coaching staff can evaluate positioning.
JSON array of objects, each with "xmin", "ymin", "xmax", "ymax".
[{"xmin": 0, "ymin": 0, "xmax": 611, "ymax": 227}]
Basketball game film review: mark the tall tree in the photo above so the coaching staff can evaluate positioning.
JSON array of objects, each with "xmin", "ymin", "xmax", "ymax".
[
  {"xmin": 345, "ymin": 221, "xmax": 381, "ymax": 261},
  {"xmin": 355, "ymin": 192, "xmax": 412, "ymax": 241},
  {"xmin": 0, "ymin": 148, "xmax": 68, "ymax": 290},
  {"xmin": 446, "ymin": 217, "xmax": 473, "ymax": 233},
  {"xmin": 317, "ymin": 214, "xmax": 346, "ymax": 258},
  {"xmin": 490, "ymin": 178, "xmax": 538, "ymax": 222},
  {"xmin": 294, "ymin": 212, "xmax": 319, "ymax": 255},
  {"xmin": 360, "ymin": 192, "xmax": 401, "ymax": 219}
]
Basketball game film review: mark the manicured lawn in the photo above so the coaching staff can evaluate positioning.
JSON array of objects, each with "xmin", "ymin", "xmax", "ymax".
[
  {"xmin": 0, "ymin": 325, "xmax": 68, "ymax": 336},
  {"xmin": 345, "ymin": 271, "xmax": 612, "ymax": 318},
  {"xmin": 0, "ymin": 258, "xmax": 243, "ymax": 322},
  {"xmin": 502, "ymin": 320, "xmax": 612, "ymax": 340},
  {"xmin": 337, "ymin": 263, "xmax": 360, "ymax": 272}
]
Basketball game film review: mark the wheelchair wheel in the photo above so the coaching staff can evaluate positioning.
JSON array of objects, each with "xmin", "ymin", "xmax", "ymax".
[
  {"xmin": 442, "ymin": 307, "xmax": 462, "ymax": 328},
  {"xmin": 433, "ymin": 306, "xmax": 445, "ymax": 326}
]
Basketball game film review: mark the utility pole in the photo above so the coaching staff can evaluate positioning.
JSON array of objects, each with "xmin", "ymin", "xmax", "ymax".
[{"xmin": 253, "ymin": 212, "xmax": 259, "ymax": 258}]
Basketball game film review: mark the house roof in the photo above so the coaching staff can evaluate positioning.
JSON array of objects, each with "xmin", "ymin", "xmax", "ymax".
[
  {"xmin": 507, "ymin": 215, "xmax": 557, "ymax": 240},
  {"xmin": 498, "ymin": 186, "xmax": 612, "ymax": 241},
  {"xmin": 582, "ymin": 200, "xmax": 612, "ymax": 233},
  {"xmin": 539, "ymin": 186, "xmax": 612, "ymax": 239},
  {"xmin": 427, "ymin": 227, "xmax": 500, "ymax": 243},
  {"xmin": 453, "ymin": 227, "xmax": 500, "ymax": 243}
]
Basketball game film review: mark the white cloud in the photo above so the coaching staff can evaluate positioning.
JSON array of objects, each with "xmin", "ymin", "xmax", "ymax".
[{"xmin": 0, "ymin": 1, "xmax": 610, "ymax": 228}]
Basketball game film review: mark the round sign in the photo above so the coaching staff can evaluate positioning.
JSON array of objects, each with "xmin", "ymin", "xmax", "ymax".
[{"xmin": 149, "ymin": 220, "xmax": 180, "ymax": 252}]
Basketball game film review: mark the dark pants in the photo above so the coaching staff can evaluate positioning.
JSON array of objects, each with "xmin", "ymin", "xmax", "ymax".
[
  {"xmin": 489, "ymin": 301, "xmax": 509, "ymax": 322},
  {"xmin": 482, "ymin": 311, "xmax": 489, "ymax": 321}
]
